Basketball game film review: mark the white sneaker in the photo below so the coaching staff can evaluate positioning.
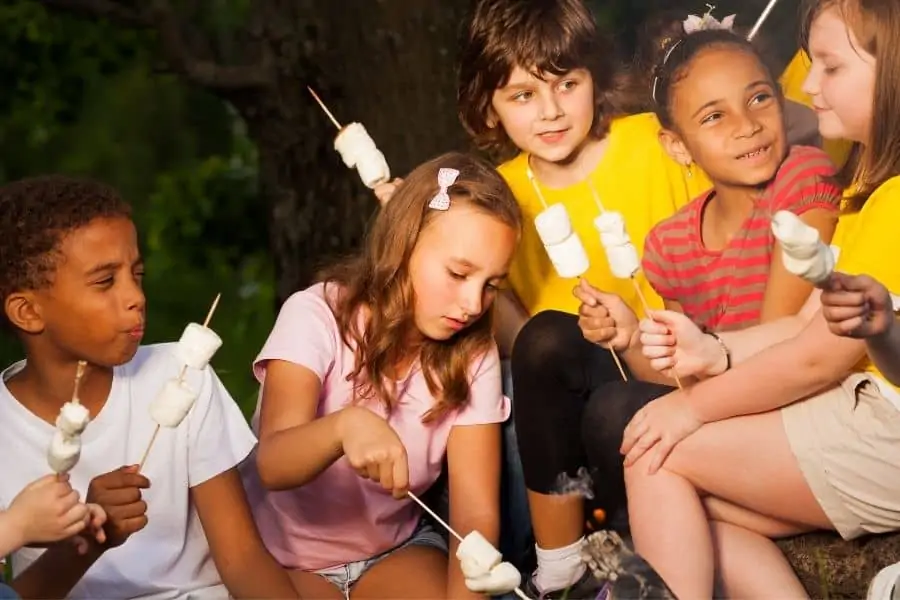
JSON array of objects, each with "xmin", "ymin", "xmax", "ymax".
[{"xmin": 868, "ymin": 562, "xmax": 900, "ymax": 600}]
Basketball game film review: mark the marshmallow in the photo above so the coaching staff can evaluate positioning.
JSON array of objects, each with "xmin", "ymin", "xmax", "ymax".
[
  {"xmin": 457, "ymin": 531, "xmax": 503, "ymax": 578},
  {"xmin": 535, "ymin": 205, "xmax": 590, "ymax": 278},
  {"xmin": 47, "ymin": 430, "xmax": 81, "ymax": 474},
  {"xmin": 334, "ymin": 122, "xmax": 391, "ymax": 188},
  {"xmin": 150, "ymin": 378, "xmax": 198, "ymax": 428},
  {"xmin": 174, "ymin": 323, "xmax": 223, "ymax": 371},
  {"xmin": 595, "ymin": 212, "xmax": 641, "ymax": 279},
  {"xmin": 771, "ymin": 210, "xmax": 835, "ymax": 285},
  {"xmin": 464, "ymin": 562, "xmax": 523, "ymax": 595},
  {"xmin": 55, "ymin": 402, "xmax": 90, "ymax": 437}
]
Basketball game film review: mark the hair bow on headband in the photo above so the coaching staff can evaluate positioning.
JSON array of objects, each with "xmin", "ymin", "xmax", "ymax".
[
  {"xmin": 428, "ymin": 168, "xmax": 460, "ymax": 210},
  {"xmin": 683, "ymin": 4, "xmax": 736, "ymax": 34}
]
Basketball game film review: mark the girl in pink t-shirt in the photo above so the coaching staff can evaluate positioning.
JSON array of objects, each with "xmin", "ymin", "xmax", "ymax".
[{"xmin": 243, "ymin": 152, "xmax": 522, "ymax": 599}]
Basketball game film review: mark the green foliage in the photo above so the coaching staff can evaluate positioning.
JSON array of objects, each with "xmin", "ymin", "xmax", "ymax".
[{"xmin": 0, "ymin": 1, "xmax": 271, "ymax": 417}]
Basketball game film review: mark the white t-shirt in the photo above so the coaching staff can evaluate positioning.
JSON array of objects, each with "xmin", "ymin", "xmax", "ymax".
[{"xmin": 0, "ymin": 344, "xmax": 257, "ymax": 599}]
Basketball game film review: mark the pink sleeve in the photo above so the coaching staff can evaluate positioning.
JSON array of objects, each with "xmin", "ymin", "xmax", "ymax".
[
  {"xmin": 453, "ymin": 344, "xmax": 511, "ymax": 426},
  {"xmin": 252, "ymin": 284, "xmax": 338, "ymax": 384}
]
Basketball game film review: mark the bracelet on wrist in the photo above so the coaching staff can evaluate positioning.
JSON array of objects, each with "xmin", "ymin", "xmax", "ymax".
[{"xmin": 707, "ymin": 331, "xmax": 732, "ymax": 373}]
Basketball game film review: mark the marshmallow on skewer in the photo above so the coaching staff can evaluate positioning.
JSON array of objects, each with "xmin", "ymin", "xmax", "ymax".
[
  {"xmin": 334, "ymin": 123, "xmax": 391, "ymax": 189},
  {"xmin": 594, "ymin": 211, "xmax": 641, "ymax": 279},
  {"xmin": 534, "ymin": 204, "xmax": 590, "ymax": 278},
  {"xmin": 463, "ymin": 562, "xmax": 523, "ymax": 595},
  {"xmin": 771, "ymin": 210, "xmax": 835, "ymax": 285},
  {"xmin": 47, "ymin": 431, "xmax": 81, "ymax": 474},
  {"xmin": 150, "ymin": 378, "xmax": 199, "ymax": 428},
  {"xmin": 47, "ymin": 361, "xmax": 89, "ymax": 475},
  {"xmin": 457, "ymin": 532, "xmax": 524, "ymax": 595},
  {"xmin": 174, "ymin": 323, "xmax": 223, "ymax": 371}
]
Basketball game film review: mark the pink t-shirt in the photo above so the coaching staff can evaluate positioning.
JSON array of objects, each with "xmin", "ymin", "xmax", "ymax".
[{"xmin": 242, "ymin": 283, "xmax": 511, "ymax": 571}]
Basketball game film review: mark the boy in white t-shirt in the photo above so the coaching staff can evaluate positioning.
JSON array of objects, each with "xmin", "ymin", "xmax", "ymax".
[{"xmin": 0, "ymin": 175, "xmax": 297, "ymax": 599}]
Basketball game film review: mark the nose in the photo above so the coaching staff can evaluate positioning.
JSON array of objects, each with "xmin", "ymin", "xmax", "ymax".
[
  {"xmin": 124, "ymin": 275, "xmax": 146, "ymax": 315},
  {"xmin": 735, "ymin": 110, "xmax": 763, "ymax": 138},
  {"xmin": 801, "ymin": 67, "xmax": 819, "ymax": 98},
  {"xmin": 539, "ymin": 90, "xmax": 564, "ymax": 121},
  {"xmin": 460, "ymin": 285, "xmax": 484, "ymax": 319}
]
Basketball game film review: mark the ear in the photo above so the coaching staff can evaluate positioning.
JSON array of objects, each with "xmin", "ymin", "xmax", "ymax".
[
  {"xmin": 4, "ymin": 291, "xmax": 45, "ymax": 334},
  {"xmin": 658, "ymin": 128, "xmax": 694, "ymax": 168}
]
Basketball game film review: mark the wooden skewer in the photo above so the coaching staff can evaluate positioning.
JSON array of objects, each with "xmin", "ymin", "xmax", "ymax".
[
  {"xmin": 406, "ymin": 491, "xmax": 531, "ymax": 600},
  {"xmin": 71, "ymin": 361, "xmax": 87, "ymax": 405},
  {"xmin": 747, "ymin": 0, "xmax": 779, "ymax": 41},
  {"xmin": 630, "ymin": 278, "xmax": 684, "ymax": 390},
  {"xmin": 306, "ymin": 86, "xmax": 342, "ymax": 130},
  {"xmin": 140, "ymin": 293, "xmax": 222, "ymax": 471}
]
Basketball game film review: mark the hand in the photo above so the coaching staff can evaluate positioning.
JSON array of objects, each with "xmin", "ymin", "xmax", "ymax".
[
  {"xmin": 5, "ymin": 474, "xmax": 89, "ymax": 546},
  {"xmin": 338, "ymin": 406, "xmax": 410, "ymax": 498},
  {"xmin": 86, "ymin": 466, "xmax": 150, "ymax": 549},
  {"xmin": 639, "ymin": 310, "xmax": 727, "ymax": 377},
  {"xmin": 373, "ymin": 177, "xmax": 403, "ymax": 205},
  {"xmin": 573, "ymin": 279, "xmax": 639, "ymax": 351},
  {"xmin": 821, "ymin": 272, "xmax": 895, "ymax": 339},
  {"xmin": 620, "ymin": 391, "xmax": 702, "ymax": 473},
  {"xmin": 69, "ymin": 503, "xmax": 107, "ymax": 555}
]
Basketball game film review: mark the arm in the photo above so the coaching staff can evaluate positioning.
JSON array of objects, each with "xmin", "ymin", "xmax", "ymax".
[
  {"xmin": 759, "ymin": 208, "xmax": 838, "ymax": 322},
  {"xmin": 494, "ymin": 289, "xmax": 529, "ymax": 359},
  {"xmin": 192, "ymin": 468, "xmax": 298, "ymax": 598},
  {"xmin": 0, "ymin": 512, "xmax": 24, "ymax": 558},
  {"xmin": 11, "ymin": 539, "xmax": 103, "ymax": 599},
  {"xmin": 255, "ymin": 360, "xmax": 347, "ymax": 490},
  {"xmin": 688, "ymin": 309, "xmax": 864, "ymax": 423},
  {"xmin": 446, "ymin": 423, "xmax": 502, "ymax": 600}
]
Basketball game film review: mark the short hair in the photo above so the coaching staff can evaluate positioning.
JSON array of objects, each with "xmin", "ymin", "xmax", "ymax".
[
  {"xmin": 457, "ymin": 0, "xmax": 639, "ymax": 155},
  {"xmin": 0, "ymin": 175, "xmax": 132, "ymax": 328}
]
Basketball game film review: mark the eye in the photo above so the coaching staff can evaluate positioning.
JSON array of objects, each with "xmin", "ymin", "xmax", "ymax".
[
  {"xmin": 94, "ymin": 276, "xmax": 114, "ymax": 289},
  {"xmin": 700, "ymin": 112, "xmax": 723, "ymax": 125},
  {"xmin": 749, "ymin": 91, "xmax": 773, "ymax": 106},
  {"xmin": 558, "ymin": 79, "xmax": 577, "ymax": 92},
  {"xmin": 448, "ymin": 269, "xmax": 466, "ymax": 280},
  {"xmin": 511, "ymin": 90, "xmax": 533, "ymax": 102},
  {"xmin": 823, "ymin": 65, "xmax": 839, "ymax": 75}
]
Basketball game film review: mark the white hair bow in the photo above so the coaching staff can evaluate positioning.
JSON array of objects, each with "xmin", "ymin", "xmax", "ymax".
[
  {"xmin": 428, "ymin": 168, "xmax": 460, "ymax": 210},
  {"xmin": 683, "ymin": 4, "xmax": 736, "ymax": 34}
]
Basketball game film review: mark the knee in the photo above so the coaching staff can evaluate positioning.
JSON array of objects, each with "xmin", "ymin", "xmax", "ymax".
[{"xmin": 511, "ymin": 310, "xmax": 581, "ymax": 373}]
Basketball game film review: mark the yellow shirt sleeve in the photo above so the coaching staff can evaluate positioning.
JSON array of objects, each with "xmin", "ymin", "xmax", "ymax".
[{"xmin": 501, "ymin": 113, "xmax": 713, "ymax": 318}]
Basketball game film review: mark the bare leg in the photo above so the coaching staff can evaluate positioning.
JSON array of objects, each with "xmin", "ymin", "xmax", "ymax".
[
  {"xmin": 528, "ymin": 491, "xmax": 584, "ymax": 549},
  {"xmin": 711, "ymin": 521, "xmax": 809, "ymax": 599},
  {"xmin": 287, "ymin": 570, "xmax": 344, "ymax": 599},
  {"xmin": 351, "ymin": 545, "xmax": 447, "ymax": 599},
  {"xmin": 626, "ymin": 411, "xmax": 831, "ymax": 599}
]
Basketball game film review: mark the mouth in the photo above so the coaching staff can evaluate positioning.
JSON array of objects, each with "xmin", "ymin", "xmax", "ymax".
[
  {"xmin": 537, "ymin": 128, "xmax": 569, "ymax": 143},
  {"xmin": 127, "ymin": 325, "xmax": 145, "ymax": 340},
  {"xmin": 443, "ymin": 317, "xmax": 469, "ymax": 331},
  {"xmin": 736, "ymin": 145, "xmax": 771, "ymax": 161}
]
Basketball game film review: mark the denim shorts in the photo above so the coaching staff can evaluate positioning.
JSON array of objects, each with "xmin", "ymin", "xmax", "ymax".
[{"xmin": 314, "ymin": 521, "xmax": 448, "ymax": 597}]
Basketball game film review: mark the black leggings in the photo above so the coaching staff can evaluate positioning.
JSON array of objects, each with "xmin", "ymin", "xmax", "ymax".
[{"xmin": 511, "ymin": 310, "xmax": 673, "ymax": 515}]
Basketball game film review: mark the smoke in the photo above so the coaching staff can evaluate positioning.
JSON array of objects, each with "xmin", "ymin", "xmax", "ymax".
[{"xmin": 551, "ymin": 467, "xmax": 595, "ymax": 499}]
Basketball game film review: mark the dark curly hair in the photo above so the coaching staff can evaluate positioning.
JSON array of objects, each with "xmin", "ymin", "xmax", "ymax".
[{"xmin": 0, "ymin": 175, "xmax": 132, "ymax": 329}]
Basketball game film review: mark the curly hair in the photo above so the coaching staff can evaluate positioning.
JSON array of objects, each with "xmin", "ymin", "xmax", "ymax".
[
  {"xmin": 0, "ymin": 175, "xmax": 132, "ymax": 329},
  {"xmin": 318, "ymin": 152, "xmax": 522, "ymax": 423}
]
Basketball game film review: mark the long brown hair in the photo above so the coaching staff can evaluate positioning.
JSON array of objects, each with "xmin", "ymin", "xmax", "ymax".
[
  {"xmin": 801, "ymin": 0, "xmax": 900, "ymax": 210},
  {"xmin": 457, "ymin": 0, "xmax": 642, "ymax": 156},
  {"xmin": 319, "ymin": 152, "xmax": 522, "ymax": 422}
]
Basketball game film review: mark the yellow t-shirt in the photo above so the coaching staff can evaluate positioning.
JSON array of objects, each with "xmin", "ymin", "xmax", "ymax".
[
  {"xmin": 499, "ymin": 113, "xmax": 713, "ymax": 317},
  {"xmin": 833, "ymin": 176, "xmax": 900, "ymax": 390},
  {"xmin": 780, "ymin": 50, "xmax": 854, "ymax": 169}
]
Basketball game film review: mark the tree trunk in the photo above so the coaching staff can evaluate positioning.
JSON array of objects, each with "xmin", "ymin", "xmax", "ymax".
[{"xmin": 231, "ymin": 0, "xmax": 471, "ymax": 303}]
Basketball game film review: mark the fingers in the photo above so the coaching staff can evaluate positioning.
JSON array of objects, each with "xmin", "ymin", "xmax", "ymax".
[
  {"xmin": 60, "ymin": 500, "xmax": 89, "ymax": 527},
  {"xmin": 115, "ymin": 515, "xmax": 149, "ymax": 538},
  {"xmin": 391, "ymin": 452, "xmax": 410, "ymax": 499},
  {"xmin": 623, "ymin": 432, "xmax": 658, "ymax": 468},
  {"xmin": 639, "ymin": 317, "xmax": 670, "ymax": 336},
  {"xmin": 94, "ymin": 486, "xmax": 144, "ymax": 506},
  {"xmin": 108, "ymin": 500, "xmax": 148, "ymax": 522},
  {"xmin": 821, "ymin": 289, "xmax": 868, "ymax": 309},
  {"xmin": 647, "ymin": 439, "xmax": 674, "ymax": 475}
]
